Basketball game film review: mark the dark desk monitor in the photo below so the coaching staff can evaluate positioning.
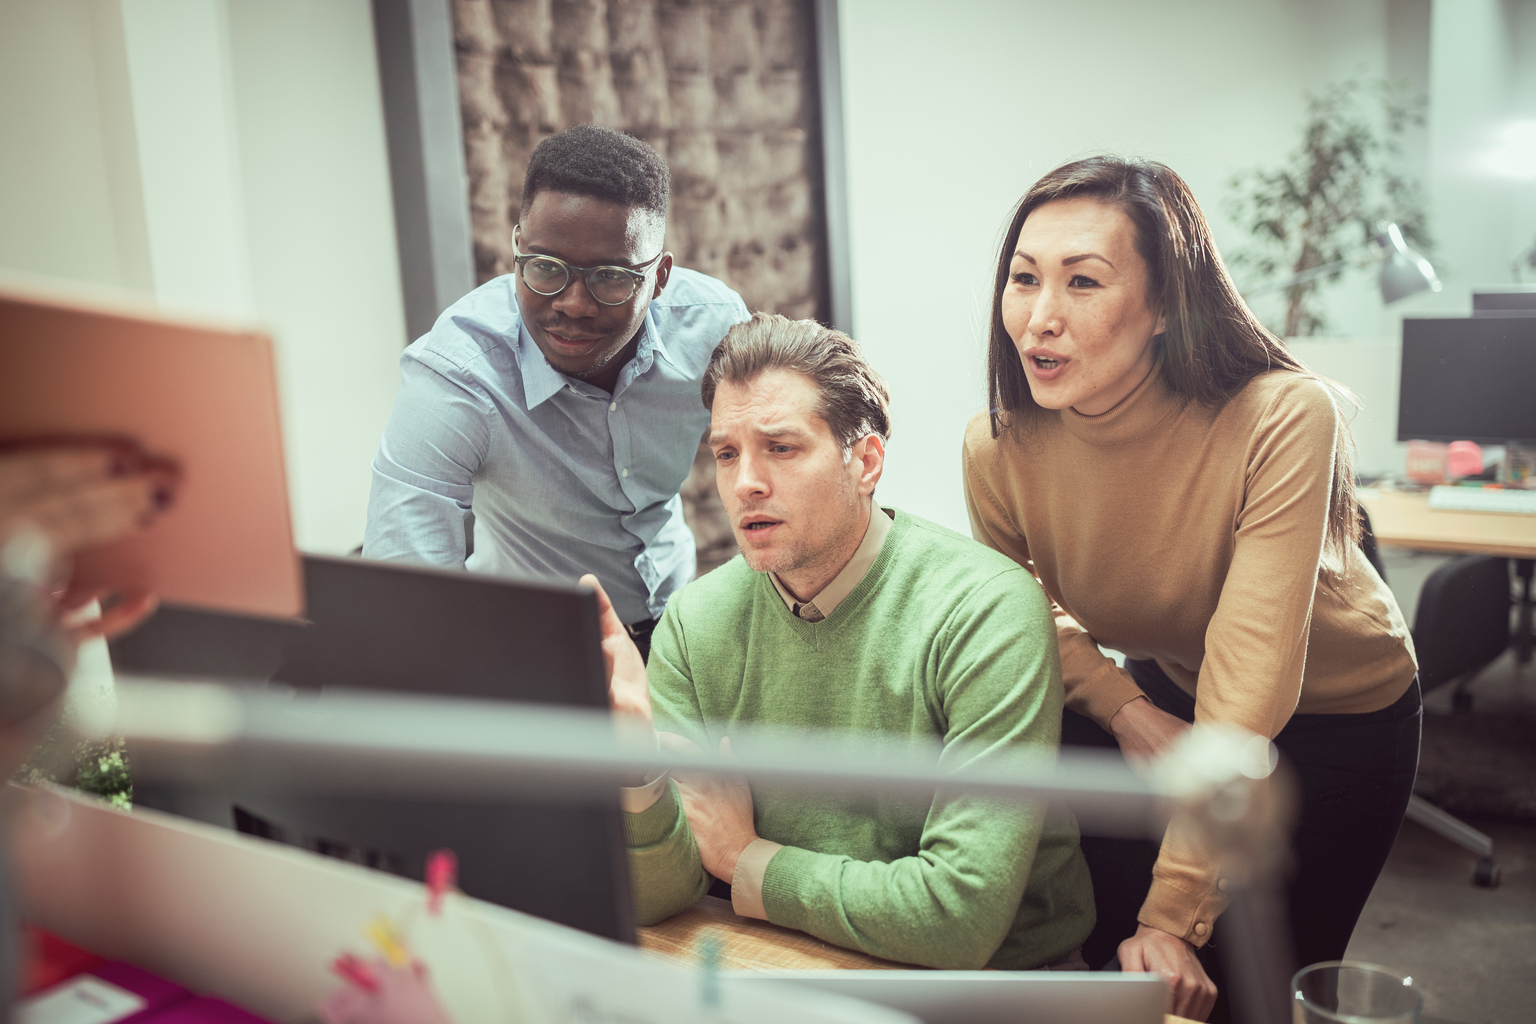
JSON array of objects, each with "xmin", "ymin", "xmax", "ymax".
[
  {"xmin": 1472, "ymin": 287, "xmax": 1536, "ymax": 317},
  {"xmin": 110, "ymin": 556, "xmax": 634, "ymax": 943},
  {"xmin": 1398, "ymin": 317, "xmax": 1536, "ymax": 445}
]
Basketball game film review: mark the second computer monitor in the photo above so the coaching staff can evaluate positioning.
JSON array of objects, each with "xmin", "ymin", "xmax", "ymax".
[
  {"xmin": 1398, "ymin": 316, "xmax": 1536, "ymax": 445},
  {"xmin": 112, "ymin": 556, "xmax": 633, "ymax": 943}
]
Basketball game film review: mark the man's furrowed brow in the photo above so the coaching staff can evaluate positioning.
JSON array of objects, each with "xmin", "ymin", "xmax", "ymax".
[
  {"xmin": 756, "ymin": 422, "xmax": 813, "ymax": 441},
  {"xmin": 708, "ymin": 422, "xmax": 813, "ymax": 446}
]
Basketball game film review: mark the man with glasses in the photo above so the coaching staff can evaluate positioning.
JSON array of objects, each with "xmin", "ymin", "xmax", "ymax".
[{"xmin": 364, "ymin": 126, "xmax": 749, "ymax": 654}]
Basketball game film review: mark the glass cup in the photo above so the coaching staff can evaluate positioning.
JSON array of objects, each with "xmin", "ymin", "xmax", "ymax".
[{"xmin": 1292, "ymin": 961, "xmax": 1423, "ymax": 1024}]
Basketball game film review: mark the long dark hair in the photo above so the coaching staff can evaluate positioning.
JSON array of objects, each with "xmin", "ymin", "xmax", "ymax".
[{"xmin": 985, "ymin": 155, "xmax": 1361, "ymax": 563}]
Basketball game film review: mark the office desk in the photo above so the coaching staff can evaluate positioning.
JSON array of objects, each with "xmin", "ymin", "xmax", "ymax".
[
  {"xmin": 1360, "ymin": 488, "xmax": 1536, "ymax": 664},
  {"xmin": 1358, "ymin": 488, "xmax": 1536, "ymax": 560},
  {"xmin": 639, "ymin": 895, "xmax": 911, "ymax": 970},
  {"xmin": 639, "ymin": 897, "xmax": 1197, "ymax": 1024}
]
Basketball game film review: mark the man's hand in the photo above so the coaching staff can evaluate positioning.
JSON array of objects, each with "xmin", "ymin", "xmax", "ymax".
[
  {"xmin": 662, "ymin": 733, "xmax": 759, "ymax": 884},
  {"xmin": 1118, "ymin": 924, "xmax": 1218, "ymax": 1021},
  {"xmin": 578, "ymin": 573, "xmax": 651, "ymax": 727},
  {"xmin": 1109, "ymin": 695, "xmax": 1191, "ymax": 775}
]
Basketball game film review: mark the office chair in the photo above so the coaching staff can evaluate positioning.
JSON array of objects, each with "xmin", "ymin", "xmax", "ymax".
[
  {"xmin": 1409, "ymin": 553, "xmax": 1511, "ymax": 887},
  {"xmin": 1360, "ymin": 508, "xmax": 1507, "ymax": 887},
  {"xmin": 1413, "ymin": 555, "xmax": 1513, "ymax": 712}
]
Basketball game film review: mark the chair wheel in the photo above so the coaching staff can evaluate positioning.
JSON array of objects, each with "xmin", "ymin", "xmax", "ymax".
[
  {"xmin": 1472, "ymin": 857, "xmax": 1501, "ymax": 888},
  {"xmin": 1452, "ymin": 689, "xmax": 1474, "ymax": 713}
]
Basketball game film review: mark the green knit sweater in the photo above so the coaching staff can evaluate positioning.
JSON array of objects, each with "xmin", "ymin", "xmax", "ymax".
[{"xmin": 626, "ymin": 510, "xmax": 1094, "ymax": 970}]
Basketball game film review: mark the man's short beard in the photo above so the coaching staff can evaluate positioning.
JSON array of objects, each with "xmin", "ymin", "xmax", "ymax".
[
  {"xmin": 739, "ymin": 542, "xmax": 801, "ymax": 577},
  {"xmin": 736, "ymin": 482, "xmax": 863, "ymax": 585}
]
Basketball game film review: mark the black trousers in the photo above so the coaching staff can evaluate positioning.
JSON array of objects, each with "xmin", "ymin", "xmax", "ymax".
[{"xmin": 1066, "ymin": 659, "xmax": 1420, "ymax": 990}]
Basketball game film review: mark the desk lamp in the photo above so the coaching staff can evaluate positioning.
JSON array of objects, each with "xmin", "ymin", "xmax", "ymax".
[
  {"xmin": 1513, "ymin": 235, "xmax": 1536, "ymax": 282},
  {"xmin": 1243, "ymin": 222, "xmax": 1441, "ymax": 304}
]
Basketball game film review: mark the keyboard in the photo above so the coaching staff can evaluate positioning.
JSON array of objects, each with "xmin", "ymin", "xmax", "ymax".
[{"xmin": 1426, "ymin": 485, "xmax": 1536, "ymax": 515}]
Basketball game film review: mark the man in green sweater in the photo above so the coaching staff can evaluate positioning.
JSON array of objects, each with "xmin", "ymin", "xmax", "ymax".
[{"xmin": 583, "ymin": 312, "xmax": 1094, "ymax": 970}]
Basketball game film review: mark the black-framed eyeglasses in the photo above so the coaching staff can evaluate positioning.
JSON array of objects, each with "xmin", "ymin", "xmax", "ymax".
[{"xmin": 513, "ymin": 230, "xmax": 665, "ymax": 307}]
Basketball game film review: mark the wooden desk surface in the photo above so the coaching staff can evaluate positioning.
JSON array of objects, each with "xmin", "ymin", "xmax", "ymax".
[
  {"xmin": 639, "ymin": 896, "xmax": 1196, "ymax": 1024},
  {"xmin": 1359, "ymin": 488, "xmax": 1536, "ymax": 559},
  {"xmin": 638, "ymin": 895, "xmax": 912, "ymax": 970}
]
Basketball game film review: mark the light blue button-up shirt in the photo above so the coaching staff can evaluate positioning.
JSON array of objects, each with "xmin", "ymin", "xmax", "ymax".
[{"xmin": 363, "ymin": 269, "xmax": 750, "ymax": 624}]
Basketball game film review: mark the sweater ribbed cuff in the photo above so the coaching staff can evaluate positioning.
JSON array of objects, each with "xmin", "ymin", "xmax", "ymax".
[
  {"xmin": 1061, "ymin": 645, "xmax": 1146, "ymax": 732},
  {"xmin": 757, "ymin": 843, "xmax": 817, "ymax": 932},
  {"xmin": 729, "ymin": 838, "xmax": 783, "ymax": 920},
  {"xmin": 623, "ymin": 780, "xmax": 682, "ymax": 848}
]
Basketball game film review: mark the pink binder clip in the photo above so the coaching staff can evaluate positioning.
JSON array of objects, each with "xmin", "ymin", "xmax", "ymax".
[
  {"xmin": 331, "ymin": 953, "xmax": 380, "ymax": 993},
  {"xmin": 425, "ymin": 849, "xmax": 458, "ymax": 916}
]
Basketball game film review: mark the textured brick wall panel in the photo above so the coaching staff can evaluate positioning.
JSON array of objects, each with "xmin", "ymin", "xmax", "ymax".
[
  {"xmin": 453, "ymin": 0, "xmax": 829, "ymax": 570},
  {"xmin": 658, "ymin": 5, "xmax": 711, "ymax": 73}
]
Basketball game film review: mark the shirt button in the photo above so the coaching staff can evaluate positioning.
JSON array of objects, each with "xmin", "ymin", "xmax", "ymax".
[
  {"xmin": 621, "ymin": 468, "xmax": 629, "ymax": 478},
  {"xmin": 1194, "ymin": 922, "xmax": 1208, "ymax": 936},
  {"xmin": 610, "ymin": 401, "xmax": 617, "ymax": 411},
  {"xmin": 1217, "ymin": 878, "xmax": 1230, "ymax": 892}
]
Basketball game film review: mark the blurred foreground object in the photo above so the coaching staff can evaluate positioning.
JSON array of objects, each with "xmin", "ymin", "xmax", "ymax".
[
  {"xmin": 0, "ymin": 284, "xmax": 301, "ymax": 618},
  {"xmin": 103, "ymin": 679, "xmax": 1297, "ymax": 1023}
]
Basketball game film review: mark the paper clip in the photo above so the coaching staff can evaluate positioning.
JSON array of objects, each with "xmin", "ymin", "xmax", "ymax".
[
  {"xmin": 331, "ymin": 953, "xmax": 380, "ymax": 993},
  {"xmin": 364, "ymin": 916, "xmax": 411, "ymax": 969},
  {"xmin": 425, "ymin": 849, "xmax": 458, "ymax": 917}
]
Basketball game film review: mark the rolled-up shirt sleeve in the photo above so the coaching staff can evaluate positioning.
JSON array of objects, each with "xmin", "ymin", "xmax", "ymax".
[{"xmin": 362, "ymin": 348, "xmax": 493, "ymax": 567}]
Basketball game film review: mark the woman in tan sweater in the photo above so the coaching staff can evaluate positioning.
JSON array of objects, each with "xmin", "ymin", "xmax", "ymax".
[{"xmin": 962, "ymin": 157, "xmax": 1418, "ymax": 1021}]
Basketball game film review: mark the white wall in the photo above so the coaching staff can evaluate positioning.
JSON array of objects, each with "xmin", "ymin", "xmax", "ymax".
[
  {"xmin": 0, "ymin": 0, "xmax": 150, "ymax": 290},
  {"xmin": 836, "ymin": 0, "xmax": 1532, "ymax": 532},
  {"xmin": 224, "ymin": 0, "xmax": 408, "ymax": 554},
  {"xmin": 0, "ymin": 0, "xmax": 407, "ymax": 554}
]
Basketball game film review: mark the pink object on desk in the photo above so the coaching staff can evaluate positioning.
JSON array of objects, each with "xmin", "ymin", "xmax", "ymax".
[
  {"xmin": 92, "ymin": 962, "xmax": 194, "ymax": 1019},
  {"xmin": 317, "ymin": 959, "xmax": 453, "ymax": 1024},
  {"xmin": 138, "ymin": 996, "xmax": 276, "ymax": 1023},
  {"xmin": 1446, "ymin": 440, "xmax": 1484, "ymax": 479},
  {"xmin": 15, "ymin": 960, "xmax": 193, "ymax": 1024},
  {"xmin": 425, "ymin": 849, "xmax": 458, "ymax": 916},
  {"xmin": 1406, "ymin": 440, "xmax": 1448, "ymax": 485}
]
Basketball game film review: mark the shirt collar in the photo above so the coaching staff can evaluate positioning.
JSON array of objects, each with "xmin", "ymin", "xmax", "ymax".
[
  {"xmin": 516, "ymin": 320, "xmax": 568, "ymax": 409},
  {"xmin": 770, "ymin": 499, "xmax": 894, "ymax": 622},
  {"xmin": 516, "ymin": 311, "xmax": 664, "ymax": 409}
]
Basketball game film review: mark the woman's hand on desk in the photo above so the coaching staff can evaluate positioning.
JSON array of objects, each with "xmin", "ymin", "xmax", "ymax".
[
  {"xmin": 580, "ymin": 573, "xmax": 653, "ymax": 727},
  {"xmin": 1119, "ymin": 924, "xmax": 1217, "ymax": 1021},
  {"xmin": 0, "ymin": 440, "xmax": 179, "ymax": 640},
  {"xmin": 1109, "ymin": 694, "xmax": 1191, "ymax": 774}
]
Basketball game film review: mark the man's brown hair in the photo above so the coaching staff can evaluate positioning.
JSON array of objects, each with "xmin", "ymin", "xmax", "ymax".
[{"xmin": 701, "ymin": 312, "xmax": 892, "ymax": 452}]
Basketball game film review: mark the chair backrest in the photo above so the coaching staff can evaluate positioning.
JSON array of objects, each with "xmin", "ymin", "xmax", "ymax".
[
  {"xmin": 1412, "ymin": 555, "xmax": 1512, "ymax": 691},
  {"xmin": 1358, "ymin": 505, "xmax": 1387, "ymax": 582}
]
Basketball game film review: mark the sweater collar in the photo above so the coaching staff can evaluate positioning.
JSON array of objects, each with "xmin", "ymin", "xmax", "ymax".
[{"xmin": 1056, "ymin": 354, "xmax": 1183, "ymax": 448}]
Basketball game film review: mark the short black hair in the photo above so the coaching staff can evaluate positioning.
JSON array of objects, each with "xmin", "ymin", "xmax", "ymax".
[{"xmin": 521, "ymin": 125, "xmax": 669, "ymax": 219}]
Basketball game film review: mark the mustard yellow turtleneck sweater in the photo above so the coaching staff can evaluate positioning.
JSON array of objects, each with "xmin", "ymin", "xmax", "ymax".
[{"xmin": 962, "ymin": 363, "xmax": 1416, "ymax": 945}]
